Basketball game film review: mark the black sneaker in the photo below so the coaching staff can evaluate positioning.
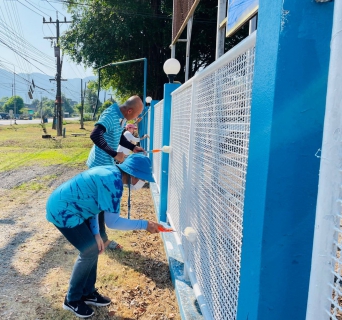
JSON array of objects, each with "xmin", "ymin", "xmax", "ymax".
[
  {"xmin": 63, "ymin": 296, "xmax": 94, "ymax": 318},
  {"xmin": 82, "ymin": 289, "xmax": 111, "ymax": 307}
]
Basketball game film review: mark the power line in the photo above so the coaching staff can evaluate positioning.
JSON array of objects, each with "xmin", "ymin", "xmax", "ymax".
[
  {"xmin": 0, "ymin": 20, "xmax": 55, "ymax": 65},
  {"xmin": 0, "ymin": 39, "xmax": 53, "ymax": 74},
  {"xmin": 50, "ymin": 0, "xmax": 217, "ymax": 24},
  {"xmin": 44, "ymin": 0, "xmax": 66, "ymax": 18},
  {"xmin": 17, "ymin": 0, "xmax": 46, "ymax": 17}
]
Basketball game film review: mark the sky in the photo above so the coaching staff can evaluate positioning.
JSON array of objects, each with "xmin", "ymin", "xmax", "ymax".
[
  {"xmin": 0, "ymin": 0, "xmax": 100, "ymax": 103},
  {"xmin": 0, "ymin": 0, "xmax": 97, "ymax": 103}
]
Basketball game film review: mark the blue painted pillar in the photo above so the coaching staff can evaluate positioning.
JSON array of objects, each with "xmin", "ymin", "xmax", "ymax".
[
  {"xmin": 159, "ymin": 83, "xmax": 180, "ymax": 222},
  {"xmin": 141, "ymin": 106, "xmax": 148, "ymax": 149},
  {"xmin": 138, "ymin": 115, "xmax": 143, "ymax": 143},
  {"xmin": 237, "ymin": 1, "xmax": 333, "ymax": 320},
  {"xmin": 137, "ymin": 107, "xmax": 146, "ymax": 149},
  {"xmin": 149, "ymin": 100, "xmax": 159, "ymax": 163}
]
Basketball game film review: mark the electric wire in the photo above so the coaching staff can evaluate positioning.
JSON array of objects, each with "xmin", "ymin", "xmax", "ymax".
[
  {"xmin": 0, "ymin": 0, "xmax": 95, "ymax": 101},
  {"xmin": 2, "ymin": 0, "xmax": 26, "ymax": 74},
  {"xmin": 18, "ymin": 0, "xmax": 46, "ymax": 17},
  {"xmin": 44, "ymin": 0, "xmax": 66, "ymax": 18},
  {"xmin": 50, "ymin": 0, "xmax": 216, "ymax": 24},
  {"xmin": 0, "ymin": 19, "xmax": 55, "ymax": 66},
  {"xmin": 15, "ymin": 1, "xmax": 34, "ymax": 76}
]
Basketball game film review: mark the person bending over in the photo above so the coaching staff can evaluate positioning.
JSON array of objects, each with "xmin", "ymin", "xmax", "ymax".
[{"xmin": 46, "ymin": 154, "xmax": 161, "ymax": 318}]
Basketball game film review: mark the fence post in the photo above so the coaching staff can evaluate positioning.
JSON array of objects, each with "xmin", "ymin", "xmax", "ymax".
[
  {"xmin": 236, "ymin": 0, "xmax": 333, "ymax": 319},
  {"xmin": 148, "ymin": 100, "xmax": 158, "ymax": 164},
  {"xmin": 159, "ymin": 83, "xmax": 180, "ymax": 222},
  {"xmin": 138, "ymin": 116, "xmax": 143, "ymax": 146},
  {"xmin": 139, "ymin": 106, "xmax": 147, "ymax": 149}
]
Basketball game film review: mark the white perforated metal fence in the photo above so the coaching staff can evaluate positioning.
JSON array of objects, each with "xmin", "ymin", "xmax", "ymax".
[
  {"xmin": 147, "ymin": 108, "xmax": 151, "ymax": 152},
  {"xmin": 167, "ymin": 33, "xmax": 256, "ymax": 319},
  {"xmin": 152, "ymin": 100, "xmax": 164, "ymax": 192},
  {"xmin": 167, "ymin": 82, "xmax": 193, "ymax": 235}
]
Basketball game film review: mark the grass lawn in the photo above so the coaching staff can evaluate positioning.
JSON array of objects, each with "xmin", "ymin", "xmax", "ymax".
[{"xmin": 0, "ymin": 121, "xmax": 94, "ymax": 172}]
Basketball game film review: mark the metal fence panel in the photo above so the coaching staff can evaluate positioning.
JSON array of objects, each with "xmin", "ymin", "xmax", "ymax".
[
  {"xmin": 153, "ymin": 100, "xmax": 164, "ymax": 192},
  {"xmin": 167, "ymin": 33, "xmax": 256, "ymax": 319},
  {"xmin": 167, "ymin": 82, "xmax": 193, "ymax": 235},
  {"xmin": 147, "ymin": 108, "xmax": 151, "ymax": 152}
]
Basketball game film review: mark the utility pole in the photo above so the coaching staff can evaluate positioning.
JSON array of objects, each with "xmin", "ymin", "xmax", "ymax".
[
  {"xmin": 80, "ymin": 80, "xmax": 86, "ymax": 129},
  {"xmin": 39, "ymin": 92, "xmax": 43, "ymax": 123},
  {"xmin": 13, "ymin": 69, "xmax": 16, "ymax": 124},
  {"xmin": 108, "ymin": 93, "xmax": 114, "ymax": 102},
  {"xmin": 43, "ymin": 15, "xmax": 71, "ymax": 136}
]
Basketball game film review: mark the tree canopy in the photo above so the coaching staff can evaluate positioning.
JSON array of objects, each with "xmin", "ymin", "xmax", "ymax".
[
  {"xmin": 61, "ymin": 0, "xmax": 248, "ymax": 101},
  {"xmin": 3, "ymin": 96, "xmax": 24, "ymax": 114},
  {"xmin": 84, "ymin": 81, "xmax": 102, "ymax": 113}
]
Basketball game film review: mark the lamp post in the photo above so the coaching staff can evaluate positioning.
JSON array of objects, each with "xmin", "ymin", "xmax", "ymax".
[
  {"xmin": 163, "ymin": 58, "xmax": 181, "ymax": 83},
  {"xmin": 141, "ymin": 96, "xmax": 152, "ymax": 149},
  {"xmin": 158, "ymin": 58, "xmax": 181, "ymax": 222},
  {"xmin": 146, "ymin": 96, "xmax": 152, "ymax": 104},
  {"xmin": 0, "ymin": 60, "xmax": 16, "ymax": 124}
]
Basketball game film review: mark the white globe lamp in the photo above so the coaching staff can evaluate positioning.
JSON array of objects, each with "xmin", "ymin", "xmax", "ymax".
[
  {"xmin": 145, "ymin": 96, "xmax": 152, "ymax": 104},
  {"xmin": 163, "ymin": 58, "xmax": 181, "ymax": 83}
]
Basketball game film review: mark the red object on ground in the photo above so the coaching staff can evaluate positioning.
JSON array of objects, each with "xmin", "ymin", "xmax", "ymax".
[{"xmin": 158, "ymin": 225, "xmax": 174, "ymax": 232}]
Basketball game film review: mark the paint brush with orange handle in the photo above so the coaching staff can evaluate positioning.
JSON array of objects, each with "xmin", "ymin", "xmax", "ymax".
[
  {"xmin": 158, "ymin": 225, "xmax": 176, "ymax": 232},
  {"xmin": 144, "ymin": 146, "xmax": 172, "ymax": 154}
]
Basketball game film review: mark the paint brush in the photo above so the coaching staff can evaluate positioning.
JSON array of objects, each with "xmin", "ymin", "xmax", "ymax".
[{"xmin": 145, "ymin": 146, "xmax": 172, "ymax": 154}]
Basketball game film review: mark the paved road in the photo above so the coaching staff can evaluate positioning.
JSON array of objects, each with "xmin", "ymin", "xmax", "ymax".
[{"xmin": 0, "ymin": 118, "xmax": 80, "ymax": 126}]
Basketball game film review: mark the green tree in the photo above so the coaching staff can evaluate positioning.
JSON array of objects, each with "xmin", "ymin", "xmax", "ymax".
[
  {"xmin": 61, "ymin": 0, "xmax": 248, "ymax": 101},
  {"xmin": 98, "ymin": 99, "xmax": 113, "ymax": 114},
  {"xmin": 4, "ymin": 96, "xmax": 24, "ymax": 114},
  {"xmin": 84, "ymin": 81, "xmax": 102, "ymax": 114},
  {"xmin": 74, "ymin": 103, "xmax": 82, "ymax": 115},
  {"xmin": 0, "ymin": 97, "xmax": 9, "ymax": 112},
  {"xmin": 62, "ymin": 94, "xmax": 75, "ymax": 116},
  {"xmin": 31, "ymin": 99, "xmax": 40, "ymax": 109},
  {"xmin": 34, "ymin": 97, "xmax": 55, "ymax": 118}
]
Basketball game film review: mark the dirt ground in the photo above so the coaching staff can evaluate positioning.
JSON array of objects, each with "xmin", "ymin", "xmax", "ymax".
[{"xmin": 0, "ymin": 164, "xmax": 180, "ymax": 320}]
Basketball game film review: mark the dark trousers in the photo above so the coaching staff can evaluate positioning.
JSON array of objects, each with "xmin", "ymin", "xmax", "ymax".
[{"xmin": 56, "ymin": 222, "xmax": 98, "ymax": 302}]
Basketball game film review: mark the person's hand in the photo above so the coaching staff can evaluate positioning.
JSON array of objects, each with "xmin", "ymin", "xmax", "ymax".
[
  {"xmin": 94, "ymin": 234, "xmax": 105, "ymax": 254},
  {"xmin": 114, "ymin": 152, "xmax": 125, "ymax": 163},
  {"xmin": 146, "ymin": 221, "xmax": 162, "ymax": 234},
  {"xmin": 133, "ymin": 146, "xmax": 144, "ymax": 153}
]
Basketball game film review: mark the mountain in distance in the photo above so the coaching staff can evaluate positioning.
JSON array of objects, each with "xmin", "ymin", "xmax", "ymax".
[{"xmin": 0, "ymin": 69, "xmax": 108, "ymax": 104}]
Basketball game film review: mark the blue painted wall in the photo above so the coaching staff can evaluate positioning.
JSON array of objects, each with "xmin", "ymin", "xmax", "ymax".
[
  {"xmin": 159, "ymin": 83, "xmax": 180, "ymax": 222},
  {"xmin": 237, "ymin": 1, "xmax": 334, "ymax": 319},
  {"xmin": 149, "ymin": 100, "xmax": 158, "ymax": 162}
]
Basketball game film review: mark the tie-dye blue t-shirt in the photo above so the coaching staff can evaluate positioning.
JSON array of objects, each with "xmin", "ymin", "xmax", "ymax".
[{"xmin": 46, "ymin": 166, "xmax": 123, "ymax": 228}]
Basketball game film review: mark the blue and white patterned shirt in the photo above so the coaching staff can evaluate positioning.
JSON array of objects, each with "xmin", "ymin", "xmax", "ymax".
[
  {"xmin": 86, "ymin": 103, "xmax": 123, "ymax": 168},
  {"xmin": 46, "ymin": 166, "xmax": 123, "ymax": 228}
]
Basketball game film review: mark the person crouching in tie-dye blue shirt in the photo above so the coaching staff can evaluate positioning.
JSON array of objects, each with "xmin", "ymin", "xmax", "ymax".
[{"xmin": 46, "ymin": 154, "xmax": 162, "ymax": 319}]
